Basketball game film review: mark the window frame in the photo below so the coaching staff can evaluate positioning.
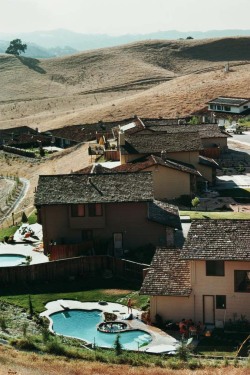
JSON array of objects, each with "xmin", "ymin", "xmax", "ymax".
[
  {"xmin": 71, "ymin": 204, "xmax": 85, "ymax": 217},
  {"xmin": 234, "ymin": 270, "xmax": 250, "ymax": 293},
  {"xmin": 216, "ymin": 295, "xmax": 226, "ymax": 309},
  {"xmin": 88, "ymin": 203, "xmax": 103, "ymax": 217},
  {"xmin": 206, "ymin": 260, "xmax": 225, "ymax": 276}
]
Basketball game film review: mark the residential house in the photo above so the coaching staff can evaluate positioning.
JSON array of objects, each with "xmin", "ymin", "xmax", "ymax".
[
  {"xmin": 118, "ymin": 130, "xmax": 219, "ymax": 186},
  {"xmin": 140, "ymin": 220, "xmax": 250, "ymax": 324},
  {"xmin": 112, "ymin": 155, "xmax": 201, "ymax": 200},
  {"xmin": 35, "ymin": 172, "xmax": 181, "ymax": 257},
  {"xmin": 0, "ymin": 126, "xmax": 50, "ymax": 148},
  {"xmin": 192, "ymin": 97, "xmax": 250, "ymax": 126}
]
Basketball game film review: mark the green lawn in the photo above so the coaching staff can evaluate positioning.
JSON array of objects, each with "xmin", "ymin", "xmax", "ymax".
[
  {"xmin": 180, "ymin": 211, "xmax": 250, "ymax": 219},
  {"xmin": 0, "ymin": 211, "xmax": 37, "ymax": 241},
  {"xmin": 0, "ymin": 277, "xmax": 146, "ymax": 314}
]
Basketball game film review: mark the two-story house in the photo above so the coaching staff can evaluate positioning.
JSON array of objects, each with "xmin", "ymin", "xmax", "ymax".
[
  {"xmin": 35, "ymin": 172, "xmax": 181, "ymax": 257},
  {"xmin": 140, "ymin": 219, "xmax": 250, "ymax": 325},
  {"xmin": 192, "ymin": 97, "xmax": 250, "ymax": 126}
]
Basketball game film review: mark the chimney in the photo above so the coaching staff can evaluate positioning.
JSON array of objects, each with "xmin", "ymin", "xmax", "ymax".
[{"xmin": 118, "ymin": 130, "xmax": 125, "ymax": 146}]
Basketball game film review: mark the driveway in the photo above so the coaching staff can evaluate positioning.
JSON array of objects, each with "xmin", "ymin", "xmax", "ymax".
[{"xmin": 216, "ymin": 173, "xmax": 250, "ymax": 189}]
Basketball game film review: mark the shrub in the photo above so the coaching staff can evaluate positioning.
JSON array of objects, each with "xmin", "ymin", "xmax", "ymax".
[
  {"xmin": 114, "ymin": 334, "xmax": 122, "ymax": 356},
  {"xmin": 46, "ymin": 338, "xmax": 67, "ymax": 356},
  {"xmin": 176, "ymin": 341, "xmax": 191, "ymax": 361},
  {"xmin": 188, "ymin": 358, "xmax": 203, "ymax": 369},
  {"xmin": 167, "ymin": 358, "xmax": 186, "ymax": 370},
  {"xmin": 21, "ymin": 211, "xmax": 28, "ymax": 223},
  {"xmin": 10, "ymin": 337, "xmax": 37, "ymax": 351},
  {"xmin": 22, "ymin": 322, "xmax": 28, "ymax": 337},
  {"xmin": 0, "ymin": 316, "xmax": 7, "ymax": 331}
]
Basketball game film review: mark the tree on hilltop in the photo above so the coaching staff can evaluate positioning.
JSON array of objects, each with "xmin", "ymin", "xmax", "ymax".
[{"xmin": 5, "ymin": 39, "xmax": 27, "ymax": 56}]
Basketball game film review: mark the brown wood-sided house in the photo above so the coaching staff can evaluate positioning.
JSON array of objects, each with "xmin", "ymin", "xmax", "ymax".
[
  {"xmin": 35, "ymin": 172, "xmax": 181, "ymax": 257},
  {"xmin": 140, "ymin": 220, "xmax": 250, "ymax": 325}
]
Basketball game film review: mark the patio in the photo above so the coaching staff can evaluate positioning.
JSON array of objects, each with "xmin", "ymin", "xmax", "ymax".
[
  {"xmin": 41, "ymin": 300, "xmax": 180, "ymax": 353},
  {"xmin": 0, "ymin": 242, "xmax": 48, "ymax": 265}
]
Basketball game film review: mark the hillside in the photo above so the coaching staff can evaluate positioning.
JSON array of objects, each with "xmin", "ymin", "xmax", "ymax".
[{"xmin": 0, "ymin": 37, "xmax": 250, "ymax": 131}]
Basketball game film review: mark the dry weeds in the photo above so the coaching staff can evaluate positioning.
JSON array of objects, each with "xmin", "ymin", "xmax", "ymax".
[{"xmin": 0, "ymin": 346, "xmax": 248, "ymax": 375}]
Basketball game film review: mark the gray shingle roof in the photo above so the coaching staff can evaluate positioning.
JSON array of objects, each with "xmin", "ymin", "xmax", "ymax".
[
  {"xmin": 181, "ymin": 220, "xmax": 250, "ymax": 261},
  {"xmin": 149, "ymin": 124, "xmax": 228, "ymax": 139},
  {"xmin": 148, "ymin": 200, "xmax": 182, "ymax": 229},
  {"xmin": 140, "ymin": 248, "xmax": 192, "ymax": 296},
  {"xmin": 121, "ymin": 132, "xmax": 203, "ymax": 155},
  {"xmin": 35, "ymin": 172, "xmax": 153, "ymax": 205}
]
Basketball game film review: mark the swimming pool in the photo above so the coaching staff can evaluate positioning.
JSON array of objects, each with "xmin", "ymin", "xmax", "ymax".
[
  {"xmin": 50, "ymin": 309, "xmax": 152, "ymax": 350},
  {"xmin": 0, "ymin": 254, "xmax": 27, "ymax": 267}
]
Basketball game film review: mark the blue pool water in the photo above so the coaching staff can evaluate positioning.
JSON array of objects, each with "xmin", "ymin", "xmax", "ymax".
[
  {"xmin": 50, "ymin": 309, "xmax": 152, "ymax": 350},
  {"xmin": 0, "ymin": 254, "xmax": 26, "ymax": 267}
]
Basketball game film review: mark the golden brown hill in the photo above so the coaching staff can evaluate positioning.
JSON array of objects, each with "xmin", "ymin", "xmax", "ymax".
[{"xmin": 0, "ymin": 37, "xmax": 250, "ymax": 131}]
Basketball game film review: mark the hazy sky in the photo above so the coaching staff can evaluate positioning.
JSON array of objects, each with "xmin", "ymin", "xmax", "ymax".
[{"xmin": 1, "ymin": 0, "xmax": 250, "ymax": 35}]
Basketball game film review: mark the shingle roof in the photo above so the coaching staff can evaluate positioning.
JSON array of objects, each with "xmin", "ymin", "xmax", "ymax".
[
  {"xmin": 35, "ymin": 172, "xmax": 153, "ymax": 205},
  {"xmin": 141, "ymin": 118, "xmax": 189, "ymax": 127},
  {"xmin": 44, "ymin": 122, "xmax": 115, "ymax": 143},
  {"xmin": 207, "ymin": 97, "xmax": 250, "ymax": 107},
  {"xmin": 140, "ymin": 248, "xmax": 192, "ymax": 296},
  {"xmin": 113, "ymin": 155, "xmax": 201, "ymax": 176},
  {"xmin": 121, "ymin": 132, "xmax": 203, "ymax": 155},
  {"xmin": 148, "ymin": 200, "xmax": 182, "ymax": 229},
  {"xmin": 149, "ymin": 124, "xmax": 228, "ymax": 139},
  {"xmin": 181, "ymin": 220, "xmax": 250, "ymax": 261}
]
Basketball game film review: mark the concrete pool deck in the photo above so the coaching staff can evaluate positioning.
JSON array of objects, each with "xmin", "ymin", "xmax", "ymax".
[
  {"xmin": 0, "ymin": 242, "xmax": 48, "ymax": 265},
  {"xmin": 41, "ymin": 300, "xmax": 179, "ymax": 352}
]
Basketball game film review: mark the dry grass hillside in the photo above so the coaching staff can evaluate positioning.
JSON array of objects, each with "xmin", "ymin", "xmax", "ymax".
[{"xmin": 0, "ymin": 37, "xmax": 250, "ymax": 131}]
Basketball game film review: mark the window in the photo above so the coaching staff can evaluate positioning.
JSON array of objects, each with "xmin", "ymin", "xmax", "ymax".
[
  {"xmin": 224, "ymin": 106, "xmax": 231, "ymax": 111},
  {"xmin": 235, "ymin": 270, "xmax": 250, "ymax": 293},
  {"xmin": 217, "ymin": 105, "xmax": 222, "ymax": 110},
  {"xmin": 243, "ymin": 105, "xmax": 248, "ymax": 109},
  {"xmin": 209, "ymin": 104, "xmax": 215, "ymax": 110},
  {"xmin": 88, "ymin": 203, "xmax": 103, "ymax": 217},
  {"xmin": 206, "ymin": 260, "xmax": 225, "ymax": 276},
  {"xmin": 71, "ymin": 204, "xmax": 85, "ymax": 217},
  {"xmin": 216, "ymin": 295, "xmax": 226, "ymax": 309},
  {"xmin": 82, "ymin": 230, "xmax": 93, "ymax": 241}
]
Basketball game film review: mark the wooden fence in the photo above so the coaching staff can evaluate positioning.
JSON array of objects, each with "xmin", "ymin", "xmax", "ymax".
[
  {"xmin": 0, "ymin": 256, "xmax": 149, "ymax": 284},
  {"xmin": 48, "ymin": 242, "xmax": 93, "ymax": 260}
]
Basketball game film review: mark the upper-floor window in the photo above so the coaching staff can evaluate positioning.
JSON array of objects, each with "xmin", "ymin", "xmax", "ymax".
[
  {"xmin": 224, "ymin": 106, "xmax": 231, "ymax": 111},
  {"xmin": 206, "ymin": 260, "xmax": 225, "ymax": 276},
  {"xmin": 235, "ymin": 270, "xmax": 250, "ymax": 293},
  {"xmin": 71, "ymin": 204, "xmax": 85, "ymax": 217},
  {"xmin": 88, "ymin": 203, "xmax": 103, "ymax": 217},
  {"xmin": 217, "ymin": 105, "xmax": 222, "ymax": 110}
]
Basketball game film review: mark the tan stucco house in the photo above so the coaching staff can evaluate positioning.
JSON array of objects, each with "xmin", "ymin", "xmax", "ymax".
[
  {"xmin": 113, "ymin": 155, "xmax": 201, "ymax": 200},
  {"xmin": 141, "ymin": 220, "xmax": 250, "ymax": 325},
  {"xmin": 35, "ymin": 172, "xmax": 181, "ymax": 257}
]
